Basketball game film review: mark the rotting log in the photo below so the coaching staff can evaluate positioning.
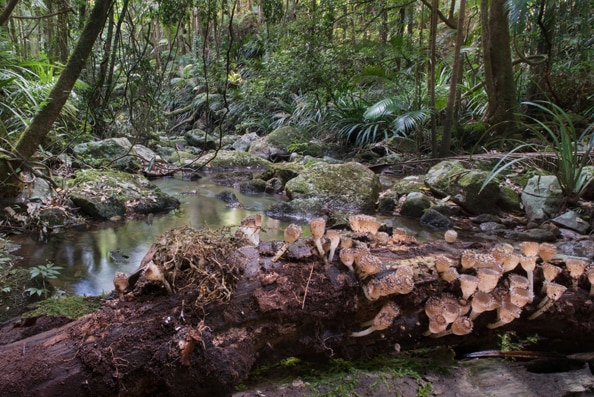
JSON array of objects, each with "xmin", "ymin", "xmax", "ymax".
[{"xmin": 1, "ymin": 229, "xmax": 594, "ymax": 397}]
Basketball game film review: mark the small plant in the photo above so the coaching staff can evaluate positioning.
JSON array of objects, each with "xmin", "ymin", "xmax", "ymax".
[
  {"xmin": 498, "ymin": 331, "xmax": 539, "ymax": 352},
  {"xmin": 26, "ymin": 262, "xmax": 63, "ymax": 298}
]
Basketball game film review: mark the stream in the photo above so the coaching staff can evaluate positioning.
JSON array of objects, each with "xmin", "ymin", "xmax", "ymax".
[{"xmin": 10, "ymin": 173, "xmax": 441, "ymax": 296}]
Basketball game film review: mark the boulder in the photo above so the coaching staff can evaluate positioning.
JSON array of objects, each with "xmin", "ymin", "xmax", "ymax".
[
  {"xmin": 521, "ymin": 175, "xmax": 564, "ymax": 222},
  {"xmin": 551, "ymin": 210, "xmax": 590, "ymax": 234},
  {"xmin": 72, "ymin": 137, "xmax": 140, "ymax": 172},
  {"xmin": 232, "ymin": 132, "xmax": 260, "ymax": 152},
  {"xmin": 68, "ymin": 170, "xmax": 179, "ymax": 219},
  {"xmin": 187, "ymin": 150, "xmax": 271, "ymax": 172},
  {"xmin": 248, "ymin": 126, "xmax": 311, "ymax": 161},
  {"xmin": 400, "ymin": 192, "xmax": 432, "ymax": 218},
  {"xmin": 215, "ymin": 191, "xmax": 242, "ymax": 208},
  {"xmin": 284, "ymin": 162, "xmax": 380, "ymax": 213},
  {"xmin": 265, "ymin": 198, "xmax": 324, "ymax": 222},
  {"xmin": 185, "ymin": 129, "xmax": 218, "ymax": 151},
  {"xmin": 420, "ymin": 208, "xmax": 453, "ymax": 230},
  {"xmin": 425, "ymin": 161, "xmax": 500, "ymax": 215}
]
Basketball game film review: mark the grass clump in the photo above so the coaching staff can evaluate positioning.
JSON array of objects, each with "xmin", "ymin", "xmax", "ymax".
[{"xmin": 23, "ymin": 295, "xmax": 102, "ymax": 320}]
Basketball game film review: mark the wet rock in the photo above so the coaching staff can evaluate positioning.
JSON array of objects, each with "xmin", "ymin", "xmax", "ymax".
[
  {"xmin": 470, "ymin": 214, "xmax": 500, "ymax": 224},
  {"xmin": 190, "ymin": 150, "xmax": 271, "ymax": 172},
  {"xmin": 420, "ymin": 208, "xmax": 453, "ymax": 230},
  {"xmin": 210, "ymin": 170, "xmax": 255, "ymax": 187},
  {"xmin": 239, "ymin": 179, "xmax": 266, "ymax": 194},
  {"xmin": 265, "ymin": 177, "xmax": 284, "ymax": 194},
  {"xmin": 521, "ymin": 175, "xmax": 563, "ymax": 222},
  {"xmin": 16, "ymin": 177, "xmax": 53, "ymax": 204},
  {"xmin": 378, "ymin": 191, "xmax": 398, "ymax": 215},
  {"xmin": 391, "ymin": 176, "xmax": 425, "ymax": 196},
  {"xmin": 265, "ymin": 198, "xmax": 323, "ymax": 222},
  {"xmin": 185, "ymin": 129, "xmax": 218, "ymax": 150},
  {"xmin": 498, "ymin": 184, "xmax": 522, "ymax": 212},
  {"xmin": 215, "ymin": 190, "xmax": 242, "ymax": 208},
  {"xmin": 232, "ymin": 132, "xmax": 260, "ymax": 152},
  {"xmin": 284, "ymin": 162, "xmax": 380, "ymax": 213},
  {"xmin": 384, "ymin": 136, "xmax": 417, "ymax": 154},
  {"xmin": 551, "ymin": 210, "xmax": 590, "ymax": 234},
  {"xmin": 479, "ymin": 222, "xmax": 506, "ymax": 232},
  {"xmin": 425, "ymin": 160, "xmax": 500, "ymax": 215},
  {"xmin": 400, "ymin": 192, "xmax": 432, "ymax": 218},
  {"xmin": 68, "ymin": 169, "xmax": 179, "ymax": 219},
  {"xmin": 73, "ymin": 137, "xmax": 141, "ymax": 172},
  {"xmin": 503, "ymin": 228, "xmax": 557, "ymax": 242},
  {"xmin": 248, "ymin": 126, "xmax": 312, "ymax": 161}
]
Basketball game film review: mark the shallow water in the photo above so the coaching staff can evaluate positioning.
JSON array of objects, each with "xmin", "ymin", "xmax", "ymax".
[{"xmin": 11, "ymin": 173, "xmax": 442, "ymax": 296}]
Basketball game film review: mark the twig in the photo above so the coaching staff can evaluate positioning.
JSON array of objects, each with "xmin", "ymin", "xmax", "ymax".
[{"xmin": 301, "ymin": 265, "xmax": 315, "ymax": 309}]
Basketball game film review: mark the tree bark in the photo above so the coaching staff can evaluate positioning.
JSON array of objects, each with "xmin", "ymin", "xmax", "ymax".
[
  {"xmin": 0, "ymin": 0, "xmax": 19, "ymax": 26},
  {"xmin": 481, "ymin": 0, "xmax": 517, "ymax": 134},
  {"xmin": 0, "ymin": 0, "xmax": 113, "ymax": 197},
  {"xmin": 1, "ymin": 236, "xmax": 593, "ymax": 397}
]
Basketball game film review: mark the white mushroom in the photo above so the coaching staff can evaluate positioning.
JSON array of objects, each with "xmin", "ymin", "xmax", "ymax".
[
  {"xmin": 538, "ymin": 243, "xmax": 557, "ymax": 263},
  {"xmin": 113, "ymin": 271, "xmax": 129, "ymax": 300},
  {"xmin": 325, "ymin": 229, "xmax": 341, "ymax": 262},
  {"xmin": 272, "ymin": 224, "xmax": 302, "ymax": 262},
  {"xmin": 309, "ymin": 218, "xmax": 328, "ymax": 265},
  {"xmin": 339, "ymin": 248, "xmax": 356, "ymax": 273},
  {"xmin": 528, "ymin": 282, "xmax": 567, "ymax": 320},
  {"xmin": 519, "ymin": 255, "xmax": 537, "ymax": 301},
  {"xmin": 476, "ymin": 268, "xmax": 501, "ymax": 293},
  {"xmin": 351, "ymin": 302, "xmax": 400, "ymax": 337},
  {"xmin": 348, "ymin": 214, "xmax": 381, "ymax": 235},
  {"xmin": 355, "ymin": 254, "xmax": 382, "ymax": 280},
  {"xmin": 565, "ymin": 258, "xmax": 587, "ymax": 291},
  {"xmin": 444, "ymin": 229, "xmax": 458, "ymax": 243},
  {"xmin": 486, "ymin": 301, "xmax": 522, "ymax": 329},
  {"xmin": 468, "ymin": 291, "xmax": 495, "ymax": 320},
  {"xmin": 235, "ymin": 214, "xmax": 262, "ymax": 246},
  {"xmin": 459, "ymin": 274, "xmax": 480, "ymax": 300}
]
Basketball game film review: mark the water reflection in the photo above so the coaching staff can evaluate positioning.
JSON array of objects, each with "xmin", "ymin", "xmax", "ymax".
[{"xmin": 12, "ymin": 175, "xmax": 290, "ymax": 296}]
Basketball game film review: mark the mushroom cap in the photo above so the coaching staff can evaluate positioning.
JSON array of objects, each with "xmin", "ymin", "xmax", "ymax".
[
  {"xmin": 352, "ymin": 243, "xmax": 370, "ymax": 263},
  {"xmin": 521, "ymin": 241, "xmax": 540, "ymax": 257},
  {"xmin": 477, "ymin": 267, "xmax": 501, "ymax": 293},
  {"xmin": 459, "ymin": 274, "xmax": 480, "ymax": 299},
  {"xmin": 348, "ymin": 214, "xmax": 380, "ymax": 235},
  {"xmin": 565, "ymin": 258, "xmax": 588, "ymax": 278},
  {"xmin": 442, "ymin": 302, "xmax": 461, "ymax": 324},
  {"xmin": 498, "ymin": 301, "xmax": 522, "ymax": 323},
  {"xmin": 475, "ymin": 253, "xmax": 503, "ymax": 273},
  {"xmin": 309, "ymin": 218, "xmax": 326, "ymax": 240},
  {"xmin": 538, "ymin": 243, "xmax": 557, "ymax": 263},
  {"xmin": 541, "ymin": 263, "xmax": 562, "ymax": 282},
  {"xmin": 113, "ymin": 271, "xmax": 129, "ymax": 292},
  {"xmin": 241, "ymin": 214, "xmax": 262, "ymax": 228},
  {"xmin": 284, "ymin": 224, "xmax": 302, "ymax": 244},
  {"xmin": 427, "ymin": 314, "xmax": 449, "ymax": 334},
  {"xmin": 586, "ymin": 265, "xmax": 594, "ymax": 284},
  {"xmin": 519, "ymin": 255, "xmax": 538, "ymax": 272},
  {"xmin": 507, "ymin": 274, "xmax": 530, "ymax": 290},
  {"xmin": 441, "ymin": 267, "xmax": 460, "ymax": 283},
  {"xmin": 356, "ymin": 254, "xmax": 382, "ymax": 279},
  {"xmin": 451, "ymin": 316, "xmax": 474, "ymax": 336},
  {"xmin": 375, "ymin": 231, "xmax": 391, "ymax": 245},
  {"xmin": 392, "ymin": 228, "xmax": 415, "ymax": 243},
  {"xmin": 339, "ymin": 248, "xmax": 356, "ymax": 268},
  {"xmin": 460, "ymin": 250, "xmax": 479, "ymax": 270},
  {"xmin": 372, "ymin": 301, "xmax": 401, "ymax": 330},
  {"xmin": 502, "ymin": 253, "xmax": 521, "ymax": 273},
  {"xmin": 471, "ymin": 291, "xmax": 495, "ymax": 314},
  {"xmin": 325, "ymin": 229, "xmax": 341, "ymax": 247},
  {"xmin": 509, "ymin": 286, "xmax": 532, "ymax": 308},
  {"xmin": 340, "ymin": 236, "xmax": 354, "ymax": 249},
  {"xmin": 425, "ymin": 296, "xmax": 445, "ymax": 318},
  {"xmin": 444, "ymin": 229, "xmax": 458, "ymax": 243},
  {"xmin": 491, "ymin": 243, "xmax": 514, "ymax": 264},
  {"xmin": 457, "ymin": 298, "xmax": 471, "ymax": 316},
  {"xmin": 363, "ymin": 268, "xmax": 414, "ymax": 300},
  {"xmin": 435, "ymin": 255, "xmax": 456, "ymax": 273},
  {"xmin": 543, "ymin": 281, "xmax": 567, "ymax": 301}
]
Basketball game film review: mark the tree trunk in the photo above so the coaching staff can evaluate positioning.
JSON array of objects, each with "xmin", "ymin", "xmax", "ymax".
[
  {"xmin": 1, "ymin": 234, "xmax": 593, "ymax": 397},
  {"xmin": 0, "ymin": 0, "xmax": 113, "ymax": 197},
  {"xmin": 0, "ymin": 0, "xmax": 19, "ymax": 26},
  {"xmin": 481, "ymin": 0, "xmax": 517, "ymax": 134}
]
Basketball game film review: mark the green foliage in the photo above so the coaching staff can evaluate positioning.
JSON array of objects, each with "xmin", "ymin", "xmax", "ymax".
[
  {"xmin": 23, "ymin": 295, "xmax": 102, "ymax": 320},
  {"xmin": 498, "ymin": 331, "xmax": 540, "ymax": 352},
  {"xmin": 27, "ymin": 262, "xmax": 63, "ymax": 298},
  {"xmin": 481, "ymin": 101, "xmax": 594, "ymax": 204}
]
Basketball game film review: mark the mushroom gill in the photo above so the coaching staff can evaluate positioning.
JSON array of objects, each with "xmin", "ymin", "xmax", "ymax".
[
  {"xmin": 309, "ymin": 218, "xmax": 328, "ymax": 265},
  {"xmin": 424, "ymin": 314, "xmax": 449, "ymax": 336},
  {"xmin": 528, "ymin": 281, "xmax": 567, "ymax": 320},
  {"xmin": 325, "ymin": 229, "xmax": 341, "ymax": 262},
  {"xmin": 432, "ymin": 316, "xmax": 474, "ymax": 338},
  {"xmin": 351, "ymin": 301, "xmax": 400, "ymax": 337},
  {"xmin": 486, "ymin": 301, "xmax": 522, "ymax": 329},
  {"xmin": 272, "ymin": 224, "xmax": 302, "ymax": 262},
  {"xmin": 565, "ymin": 258, "xmax": 587, "ymax": 291}
]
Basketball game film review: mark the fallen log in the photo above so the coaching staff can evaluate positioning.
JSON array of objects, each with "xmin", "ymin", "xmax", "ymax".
[{"xmin": 1, "ymin": 226, "xmax": 593, "ymax": 397}]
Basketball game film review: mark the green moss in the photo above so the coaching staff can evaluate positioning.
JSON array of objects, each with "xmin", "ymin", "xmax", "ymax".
[{"xmin": 24, "ymin": 295, "xmax": 103, "ymax": 320}]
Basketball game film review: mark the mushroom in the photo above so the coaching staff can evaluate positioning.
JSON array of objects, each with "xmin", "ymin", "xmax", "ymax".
[
  {"xmin": 528, "ymin": 282, "xmax": 567, "ymax": 320},
  {"xmin": 486, "ymin": 301, "xmax": 522, "ymax": 329},
  {"xmin": 565, "ymin": 258, "xmax": 587, "ymax": 291},
  {"xmin": 434, "ymin": 255, "xmax": 456, "ymax": 273},
  {"xmin": 502, "ymin": 253, "xmax": 520, "ymax": 273},
  {"xmin": 441, "ymin": 267, "xmax": 460, "ymax": 283},
  {"xmin": 355, "ymin": 254, "xmax": 382, "ymax": 280},
  {"xmin": 143, "ymin": 260, "xmax": 173, "ymax": 294},
  {"xmin": 325, "ymin": 229, "xmax": 341, "ymax": 262},
  {"xmin": 468, "ymin": 291, "xmax": 495, "ymax": 320},
  {"xmin": 459, "ymin": 274, "xmax": 480, "ymax": 300},
  {"xmin": 476, "ymin": 267, "xmax": 501, "ymax": 293},
  {"xmin": 521, "ymin": 241, "xmax": 540, "ymax": 257},
  {"xmin": 392, "ymin": 228, "xmax": 413, "ymax": 243},
  {"xmin": 538, "ymin": 243, "xmax": 557, "ymax": 263},
  {"xmin": 341, "ymin": 236, "xmax": 354, "ymax": 249},
  {"xmin": 339, "ymin": 248, "xmax": 356, "ymax": 273},
  {"xmin": 113, "ymin": 271, "xmax": 129, "ymax": 300},
  {"xmin": 586, "ymin": 265, "xmax": 594, "ymax": 296},
  {"xmin": 442, "ymin": 301, "xmax": 462, "ymax": 324},
  {"xmin": 491, "ymin": 243, "xmax": 515, "ymax": 264},
  {"xmin": 348, "ymin": 214, "xmax": 381, "ymax": 235},
  {"xmin": 351, "ymin": 301, "xmax": 400, "ymax": 337},
  {"xmin": 271, "ymin": 224, "xmax": 302, "ymax": 261},
  {"xmin": 423, "ymin": 314, "xmax": 449, "ymax": 336},
  {"xmin": 457, "ymin": 298, "xmax": 472, "ymax": 316},
  {"xmin": 432, "ymin": 316, "xmax": 474, "ymax": 338},
  {"xmin": 375, "ymin": 231, "xmax": 391, "ymax": 246},
  {"xmin": 474, "ymin": 253, "xmax": 503, "ymax": 273},
  {"xmin": 507, "ymin": 274, "xmax": 530, "ymax": 290},
  {"xmin": 460, "ymin": 250, "xmax": 479, "ymax": 270},
  {"xmin": 424, "ymin": 296, "xmax": 445, "ymax": 318},
  {"xmin": 309, "ymin": 218, "xmax": 328, "ymax": 265},
  {"xmin": 519, "ymin": 255, "xmax": 537, "ymax": 300},
  {"xmin": 444, "ymin": 229, "xmax": 458, "ymax": 243},
  {"xmin": 235, "ymin": 214, "xmax": 262, "ymax": 246},
  {"xmin": 362, "ymin": 266, "xmax": 414, "ymax": 301},
  {"xmin": 541, "ymin": 262, "xmax": 562, "ymax": 283},
  {"xmin": 509, "ymin": 286, "xmax": 531, "ymax": 308}
]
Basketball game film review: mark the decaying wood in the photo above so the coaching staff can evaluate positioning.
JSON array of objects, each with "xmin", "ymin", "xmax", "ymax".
[{"xmin": 1, "ymin": 229, "xmax": 594, "ymax": 397}]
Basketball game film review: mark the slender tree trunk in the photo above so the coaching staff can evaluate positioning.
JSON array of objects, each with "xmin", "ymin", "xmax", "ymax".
[
  {"xmin": 440, "ymin": 0, "xmax": 466, "ymax": 157},
  {"xmin": 0, "ymin": 0, "xmax": 113, "ymax": 197},
  {"xmin": 482, "ymin": 0, "xmax": 517, "ymax": 134},
  {"xmin": 428, "ymin": 0, "xmax": 438, "ymax": 157},
  {"xmin": 0, "ymin": 0, "xmax": 19, "ymax": 26}
]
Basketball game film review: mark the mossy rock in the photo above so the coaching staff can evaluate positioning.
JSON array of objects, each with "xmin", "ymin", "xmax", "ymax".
[
  {"xmin": 193, "ymin": 150, "xmax": 272, "ymax": 171},
  {"xmin": 284, "ymin": 162, "xmax": 380, "ymax": 213},
  {"xmin": 72, "ymin": 137, "xmax": 141, "ymax": 172}
]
